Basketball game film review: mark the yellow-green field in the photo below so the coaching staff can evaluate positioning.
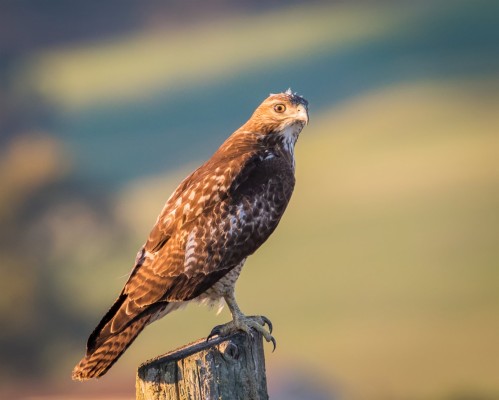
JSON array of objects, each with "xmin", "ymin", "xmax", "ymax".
[{"xmin": 3, "ymin": 1, "xmax": 499, "ymax": 398}]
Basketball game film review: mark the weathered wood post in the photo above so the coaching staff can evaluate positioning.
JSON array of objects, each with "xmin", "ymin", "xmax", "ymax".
[{"xmin": 136, "ymin": 331, "xmax": 269, "ymax": 400}]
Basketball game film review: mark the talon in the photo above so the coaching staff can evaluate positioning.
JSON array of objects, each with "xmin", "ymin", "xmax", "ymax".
[
  {"xmin": 261, "ymin": 315, "xmax": 273, "ymax": 334},
  {"xmin": 270, "ymin": 336, "xmax": 277, "ymax": 352},
  {"xmin": 207, "ymin": 325, "xmax": 222, "ymax": 342}
]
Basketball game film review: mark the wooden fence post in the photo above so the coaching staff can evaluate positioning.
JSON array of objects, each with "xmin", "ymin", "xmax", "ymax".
[{"xmin": 136, "ymin": 331, "xmax": 269, "ymax": 400}]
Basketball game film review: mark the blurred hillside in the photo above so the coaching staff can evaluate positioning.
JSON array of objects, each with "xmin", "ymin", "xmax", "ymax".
[{"xmin": 1, "ymin": 1, "xmax": 498, "ymax": 399}]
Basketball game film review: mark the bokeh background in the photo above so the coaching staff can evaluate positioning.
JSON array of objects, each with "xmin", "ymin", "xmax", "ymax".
[{"xmin": 1, "ymin": 0, "xmax": 498, "ymax": 399}]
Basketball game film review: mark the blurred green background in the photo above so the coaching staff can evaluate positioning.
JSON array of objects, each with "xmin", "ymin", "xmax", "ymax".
[{"xmin": 1, "ymin": 1, "xmax": 498, "ymax": 399}]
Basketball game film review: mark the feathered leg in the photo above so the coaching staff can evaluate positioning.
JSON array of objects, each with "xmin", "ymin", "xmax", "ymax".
[{"xmin": 208, "ymin": 290, "xmax": 276, "ymax": 350}]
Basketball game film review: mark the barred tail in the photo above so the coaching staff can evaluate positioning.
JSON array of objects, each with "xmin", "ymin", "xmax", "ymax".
[{"xmin": 72, "ymin": 313, "xmax": 151, "ymax": 381}]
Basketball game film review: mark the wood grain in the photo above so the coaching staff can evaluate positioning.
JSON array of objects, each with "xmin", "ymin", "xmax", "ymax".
[{"xmin": 136, "ymin": 331, "xmax": 269, "ymax": 400}]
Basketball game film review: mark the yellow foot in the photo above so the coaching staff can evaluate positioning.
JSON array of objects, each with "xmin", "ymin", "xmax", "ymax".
[{"xmin": 207, "ymin": 315, "xmax": 276, "ymax": 351}]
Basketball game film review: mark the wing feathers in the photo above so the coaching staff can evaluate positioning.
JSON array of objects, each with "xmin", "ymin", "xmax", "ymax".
[
  {"xmin": 86, "ymin": 293, "xmax": 127, "ymax": 355},
  {"xmin": 85, "ymin": 146, "xmax": 286, "ymax": 355}
]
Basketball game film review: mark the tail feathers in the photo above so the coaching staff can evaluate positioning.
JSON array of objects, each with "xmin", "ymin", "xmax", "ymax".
[{"xmin": 72, "ymin": 313, "xmax": 151, "ymax": 381}]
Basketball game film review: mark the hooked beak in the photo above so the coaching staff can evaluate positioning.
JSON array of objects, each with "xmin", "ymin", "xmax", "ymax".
[{"xmin": 296, "ymin": 105, "xmax": 309, "ymax": 125}]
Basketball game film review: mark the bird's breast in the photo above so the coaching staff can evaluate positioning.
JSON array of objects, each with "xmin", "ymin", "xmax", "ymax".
[
  {"xmin": 225, "ymin": 155, "xmax": 295, "ymax": 253},
  {"xmin": 233, "ymin": 153, "xmax": 295, "ymax": 201}
]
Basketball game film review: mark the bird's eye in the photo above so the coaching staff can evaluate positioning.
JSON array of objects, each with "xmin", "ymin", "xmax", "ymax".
[{"xmin": 274, "ymin": 104, "xmax": 286, "ymax": 113}]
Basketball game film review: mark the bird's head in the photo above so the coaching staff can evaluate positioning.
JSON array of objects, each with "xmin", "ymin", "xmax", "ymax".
[{"xmin": 245, "ymin": 89, "xmax": 309, "ymax": 137}]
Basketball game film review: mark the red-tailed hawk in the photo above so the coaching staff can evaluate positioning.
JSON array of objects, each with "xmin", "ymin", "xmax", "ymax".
[{"xmin": 72, "ymin": 89, "xmax": 309, "ymax": 380}]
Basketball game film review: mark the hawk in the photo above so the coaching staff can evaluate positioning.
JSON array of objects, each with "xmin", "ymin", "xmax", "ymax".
[{"xmin": 72, "ymin": 89, "xmax": 309, "ymax": 380}]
